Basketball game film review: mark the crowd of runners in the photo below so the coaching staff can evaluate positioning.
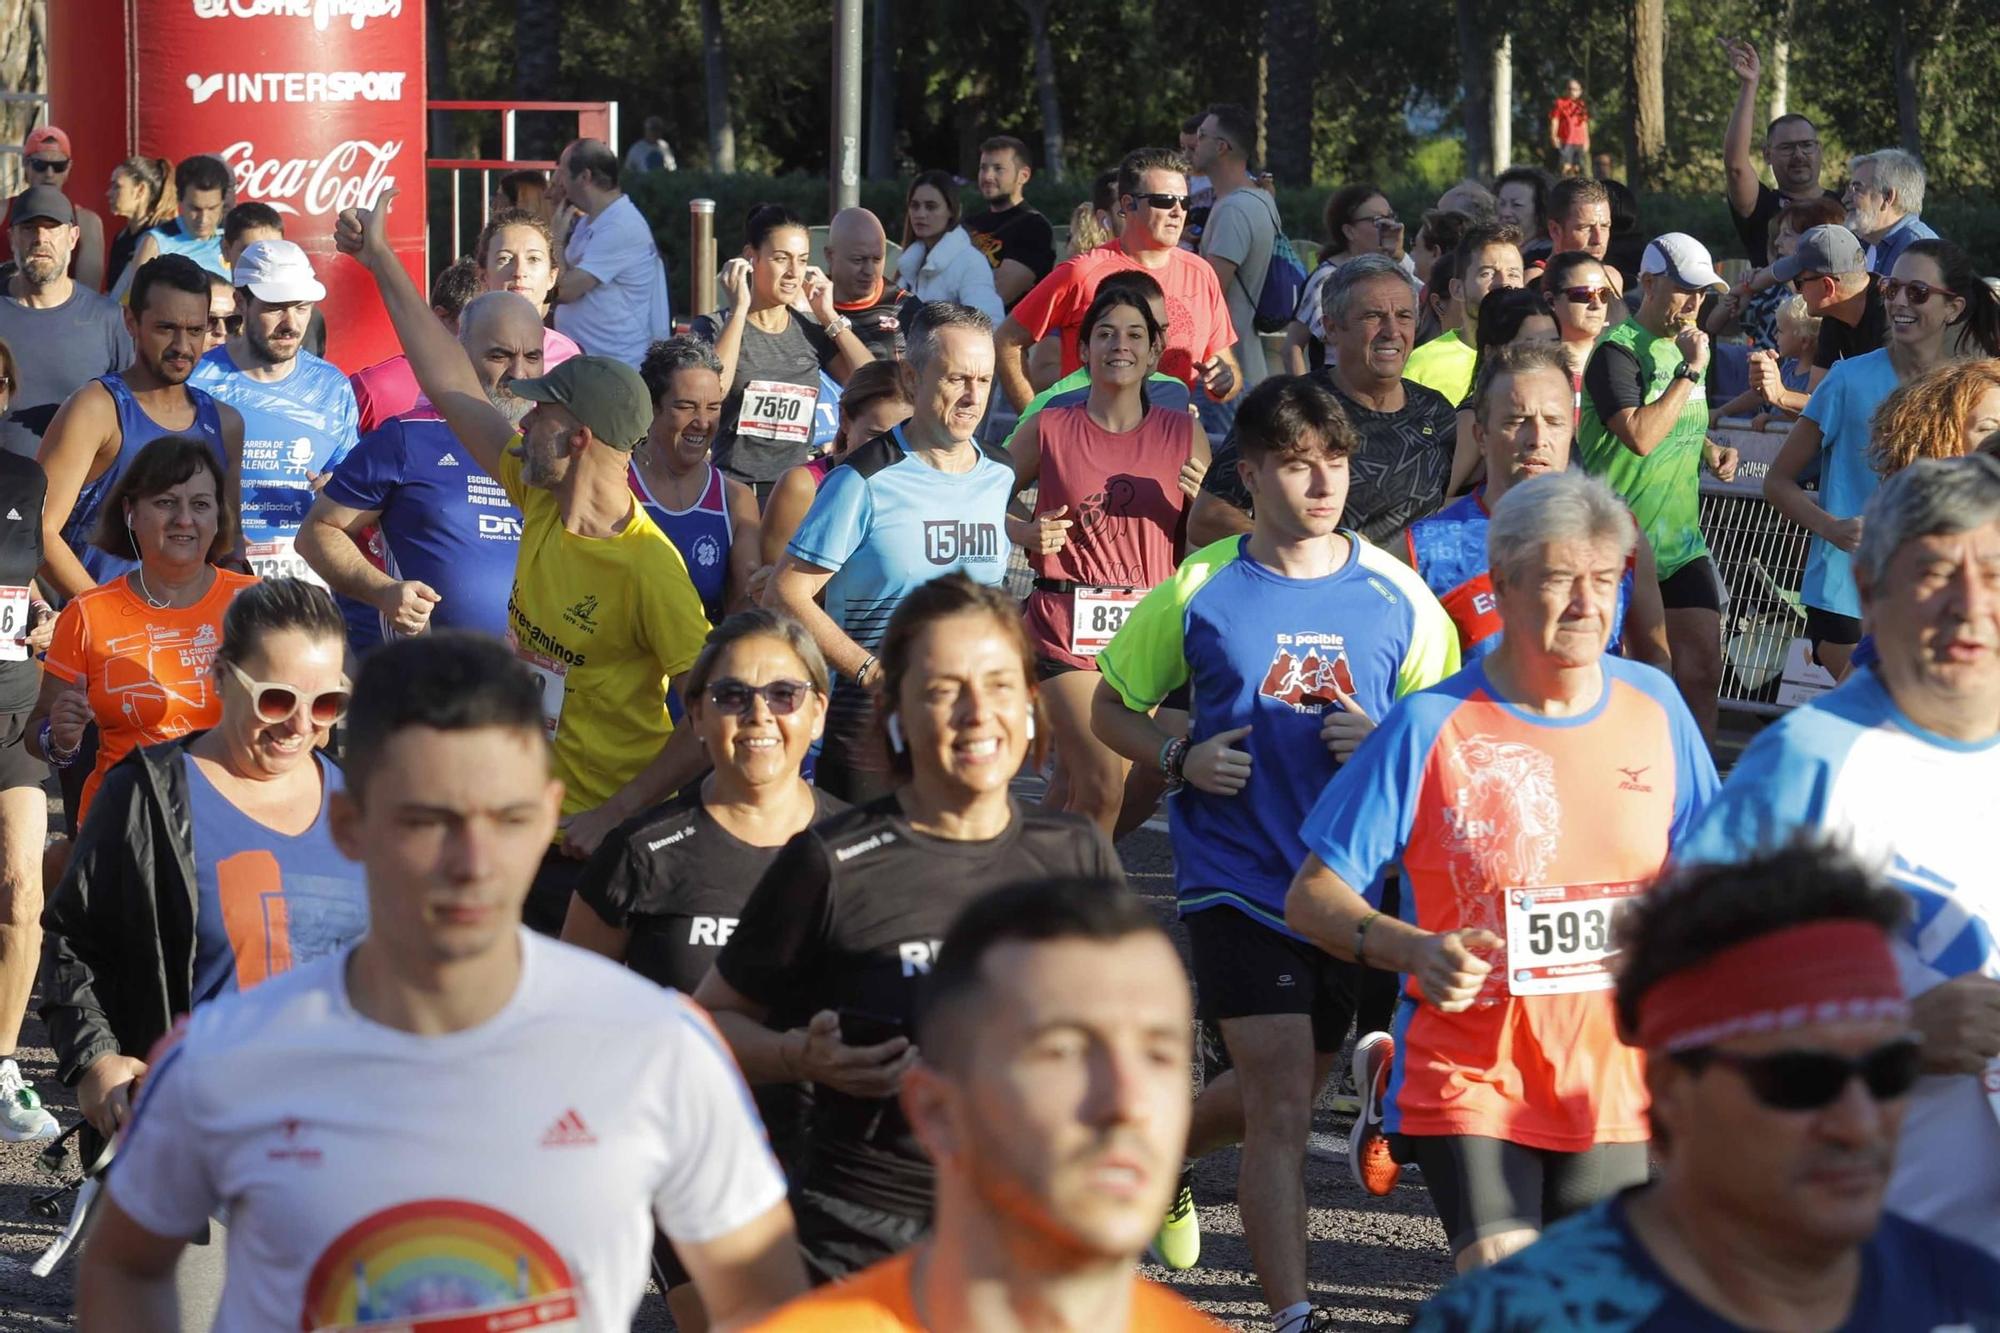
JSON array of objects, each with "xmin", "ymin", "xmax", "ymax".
[{"xmin": 0, "ymin": 38, "xmax": 1990, "ymax": 1333}]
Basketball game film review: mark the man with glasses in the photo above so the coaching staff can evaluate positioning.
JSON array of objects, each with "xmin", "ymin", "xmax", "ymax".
[
  {"xmin": 997, "ymin": 146, "xmax": 1239, "ymax": 414},
  {"xmin": 1413, "ymin": 840, "xmax": 2000, "ymax": 1330},
  {"xmin": 37, "ymin": 255, "xmax": 239, "ymax": 596},
  {"xmin": 0, "ymin": 186, "xmax": 129, "ymax": 459},
  {"xmin": 1, "ymin": 126, "xmax": 104, "ymax": 290},
  {"xmin": 1577, "ymin": 234, "xmax": 1739, "ymax": 742},
  {"xmin": 1845, "ymin": 149, "xmax": 1938, "ymax": 279},
  {"xmin": 1763, "ymin": 223, "xmax": 1882, "ymax": 393},
  {"xmin": 1678, "ymin": 455, "xmax": 2000, "ymax": 1264},
  {"xmin": 1721, "ymin": 37, "xmax": 1841, "ymax": 269}
]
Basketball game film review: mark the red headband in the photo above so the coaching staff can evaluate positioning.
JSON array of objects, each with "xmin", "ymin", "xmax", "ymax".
[{"xmin": 1633, "ymin": 919, "xmax": 1908, "ymax": 1053}]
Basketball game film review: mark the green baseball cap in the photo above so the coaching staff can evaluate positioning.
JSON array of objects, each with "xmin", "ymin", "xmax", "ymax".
[{"xmin": 506, "ymin": 355, "xmax": 653, "ymax": 451}]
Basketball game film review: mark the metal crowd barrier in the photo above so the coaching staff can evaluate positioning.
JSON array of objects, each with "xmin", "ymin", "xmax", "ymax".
[{"xmin": 1701, "ymin": 419, "xmax": 1839, "ymax": 716}]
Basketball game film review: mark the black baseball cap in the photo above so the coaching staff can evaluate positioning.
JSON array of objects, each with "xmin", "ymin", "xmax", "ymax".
[{"xmin": 9, "ymin": 185, "xmax": 74, "ymax": 227}]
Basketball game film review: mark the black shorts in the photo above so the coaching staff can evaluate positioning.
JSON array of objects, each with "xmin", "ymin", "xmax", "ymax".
[
  {"xmin": 524, "ymin": 844, "xmax": 587, "ymax": 937},
  {"xmin": 1185, "ymin": 904, "xmax": 1357, "ymax": 1053},
  {"xmin": 815, "ymin": 684, "xmax": 896, "ymax": 805},
  {"xmin": 0, "ymin": 710, "xmax": 43, "ymax": 793},
  {"xmin": 1803, "ymin": 605, "xmax": 1862, "ymax": 647},
  {"xmin": 1658, "ymin": 555, "xmax": 1726, "ymax": 613},
  {"xmin": 1393, "ymin": 1133, "xmax": 1650, "ymax": 1252},
  {"xmin": 792, "ymin": 1186, "xmax": 927, "ymax": 1285}
]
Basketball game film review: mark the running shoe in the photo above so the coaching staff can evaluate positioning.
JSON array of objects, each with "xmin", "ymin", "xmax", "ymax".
[
  {"xmin": 1149, "ymin": 1163, "xmax": 1201, "ymax": 1270},
  {"xmin": 1348, "ymin": 1031, "xmax": 1400, "ymax": 1195},
  {"xmin": 1326, "ymin": 1059, "xmax": 1361, "ymax": 1116},
  {"xmin": 0, "ymin": 1059, "xmax": 58, "ymax": 1143}
]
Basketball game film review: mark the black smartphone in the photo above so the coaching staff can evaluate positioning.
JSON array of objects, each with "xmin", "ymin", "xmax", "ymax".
[{"xmin": 837, "ymin": 1007, "xmax": 908, "ymax": 1047}]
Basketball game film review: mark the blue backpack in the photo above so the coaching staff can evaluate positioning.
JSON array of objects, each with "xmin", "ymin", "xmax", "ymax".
[{"xmin": 1233, "ymin": 189, "xmax": 1307, "ymax": 333}]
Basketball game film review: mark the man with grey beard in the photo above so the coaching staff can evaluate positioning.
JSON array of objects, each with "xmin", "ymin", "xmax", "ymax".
[
  {"xmin": 0, "ymin": 186, "xmax": 130, "ymax": 458},
  {"xmin": 298, "ymin": 290, "xmax": 543, "ymax": 646}
]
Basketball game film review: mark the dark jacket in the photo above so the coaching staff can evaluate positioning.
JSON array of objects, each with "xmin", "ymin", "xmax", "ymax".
[{"xmin": 39, "ymin": 737, "xmax": 201, "ymax": 1088}]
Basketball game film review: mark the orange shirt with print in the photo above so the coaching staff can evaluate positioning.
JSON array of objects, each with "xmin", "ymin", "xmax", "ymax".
[
  {"xmin": 746, "ymin": 1251, "xmax": 1225, "ymax": 1331},
  {"xmin": 44, "ymin": 569, "xmax": 257, "ymax": 824}
]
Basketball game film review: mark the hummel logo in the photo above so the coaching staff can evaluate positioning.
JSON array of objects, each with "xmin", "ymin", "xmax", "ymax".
[
  {"xmin": 540, "ymin": 1109, "xmax": 597, "ymax": 1147},
  {"xmin": 437, "ymin": 452, "xmax": 459, "ymax": 467},
  {"xmin": 1617, "ymin": 765, "xmax": 1653, "ymax": 793},
  {"xmin": 3, "ymin": 509, "xmax": 17, "ymax": 521}
]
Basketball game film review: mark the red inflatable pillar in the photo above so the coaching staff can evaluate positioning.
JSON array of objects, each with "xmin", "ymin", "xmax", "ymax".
[{"xmin": 48, "ymin": 0, "xmax": 427, "ymax": 372}]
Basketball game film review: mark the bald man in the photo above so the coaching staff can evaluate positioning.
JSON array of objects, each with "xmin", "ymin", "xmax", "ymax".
[
  {"xmin": 297, "ymin": 290, "xmax": 539, "ymax": 647},
  {"xmin": 825, "ymin": 206, "xmax": 905, "ymax": 360}
]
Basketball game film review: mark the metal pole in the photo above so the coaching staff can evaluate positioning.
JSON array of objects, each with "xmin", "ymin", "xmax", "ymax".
[
  {"xmin": 831, "ymin": 0, "xmax": 863, "ymax": 214},
  {"xmin": 690, "ymin": 198, "xmax": 717, "ymax": 317}
]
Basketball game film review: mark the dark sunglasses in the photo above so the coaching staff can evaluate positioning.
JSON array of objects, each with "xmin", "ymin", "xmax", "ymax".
[
  {"xmin": 1560, "ymin": 285, "xmax": 1614, "ymax": 307},
  {"xmin": 27, "ymin": 158, "xmax": 68, "ymax": 173},
  {"xmin": 705, "ymin": 677, "xmax": 814, "ymax": 717},
  {"xmin": 1878, "ymin": 276, "xmax": 1960, "ymax": 307},
  {"xmin": 1674, "ymin": 1037, "xmax": 1922, "ymax": 1112},
  {"xmin": 1131, "ymin": 192, "xmax": 1191, "ymax": 213},
  {"xmin": 224, "ymin": 661, "xmax": 351, "ymax": 727}
]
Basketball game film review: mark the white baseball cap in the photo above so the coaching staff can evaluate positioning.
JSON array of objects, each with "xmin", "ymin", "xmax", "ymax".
[
  {"xmin": 1640, "ymin": 233, "xmax": 1727, "ymax": 293},
  {"xmin": 233, "ymin": 239, "xmax": 327, "ymax": 303}
]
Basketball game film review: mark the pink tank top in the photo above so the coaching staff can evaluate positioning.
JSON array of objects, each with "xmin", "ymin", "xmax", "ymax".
[{"xmin": 1024, "ymin": 402, "xmax": 1193, "ymax": 669}]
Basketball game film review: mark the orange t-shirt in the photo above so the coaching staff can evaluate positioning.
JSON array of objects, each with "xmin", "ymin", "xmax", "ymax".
[
  {"xmin": 747, "ymin": 1252, "xmax": 1224, "ymax": 1331},
  {"xmin": 44, "ymin": 569, "xmax": 258, "ymax": 824}
]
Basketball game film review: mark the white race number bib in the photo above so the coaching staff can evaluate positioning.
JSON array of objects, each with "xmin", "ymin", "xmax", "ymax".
[
  {"xmin": 245, "ymin": 536, "xmax": 328, "ymax": 589},
  {"xmin": 1067, "ymin": 586, "xmax": 1143, "ymax": 659},
  {"xmin": 509, "ymin": 634, "xmax": 570, "ymax": 739},
  {"xmin": 736, "ymin": 380, "xmax": 819, "ymax": 445},
  {"xmin": 1503, "ymin": 881, "xmax": 1643, "ymax": 996},
  {"xmin": 0, "ymin": 586, "xmax": 29, "ymax": 662}
]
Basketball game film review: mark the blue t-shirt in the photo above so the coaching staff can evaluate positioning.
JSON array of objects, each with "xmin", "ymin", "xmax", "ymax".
[
  {"xmin": 811, "ymin": 369, "xmax": 843, "ymax": 453},
  {"xmin": 1413, "ymin": 1193, "xmax": 2000, "ymax": 1332},
  {"xmin": 187, "ymin": 754, "xmax": 369, "ymax": 1006},
  {"xmin": 191, "ymin": 346, "xmax": 359, "ymax": 583},
  {"xmin": 1678, "ymin": 665, "xmax": 2000, "ymax": 1259},
  {"xmin": 66, "ymin": 374, "xmax": 227, "ymax": 584},
  {"xmin": 786, "ymin": 427, "xmax": 1016, "ymax": 654},
  {"xmin": 320, "ymin": 410, "xmax": 522, "ymax": 642},
  {"xmin": 1094, "ymin": 534, "xmax": 1460, "ymax": 929},
  {"xmin": 1798, "ymin": 348, "xmax": 1896, "ymax": 619}
]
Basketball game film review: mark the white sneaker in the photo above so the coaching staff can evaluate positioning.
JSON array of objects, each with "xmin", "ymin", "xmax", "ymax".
[{"xmin": 0, "ymin": 1058, "xmax": 58, "ymax": 1142}]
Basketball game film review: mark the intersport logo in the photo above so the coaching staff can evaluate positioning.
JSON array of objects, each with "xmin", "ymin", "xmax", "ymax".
[
  {"xmin": 190, "ymin": 0, "xmax": 403, "ymax": 31},
  {"xmin": 187, "ymin": 71, "xmax": 408, "ymax": 106},
  {"xmin": 220, "ymin": 139, "xmax": 400, "ymax": 220}
]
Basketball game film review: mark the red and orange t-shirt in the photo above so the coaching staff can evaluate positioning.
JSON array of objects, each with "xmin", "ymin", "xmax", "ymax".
[
  {"xmin": 1008, "ymin": 239, "xmax": 1235, "ymax": 390},
  {"xmin": 1551, "ymin": 95, "xmax": 1590, "ymax": 145},
  {"xmin": 44, "ymin": 568, "xmax": 258, "ymax": 824},
  {"xmin": 747, "ymin": 1251, "xmax": 1224, "ymax": 1331}
]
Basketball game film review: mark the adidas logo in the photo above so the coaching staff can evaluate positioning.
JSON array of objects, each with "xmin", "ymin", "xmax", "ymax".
[
  {"xmin": 3, "ymin": 509, "xmax": 17, "ymax": 521},
  {"xmin": 539, "ymin": 1108, "xmax": 596, "ymax": 1148},
  {"xmin": 437, "ymin": 452, "xmax": 460, "ymax": 467}
]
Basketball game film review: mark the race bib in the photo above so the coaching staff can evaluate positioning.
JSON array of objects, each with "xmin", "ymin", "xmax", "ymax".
[
  {"xmin": 0, "ymin": 586, "xmax": 29, "ymax": 662},
  {"xmin": 1067, "ymin": 586, "xmax": 1143, "ymax": 659},
  {"xmin": 737, "ymin": 380, "xmax": 819, "ymax": 445},
  {"xmin": 245, "ymin": 537, "xmax": 328, "ymax": 590},
  {"xmin": 510, "ymin": 634, "xmax": 569, "ymax": 739},
  {"xmin": 1503, "ymin": 881, "xmax": 1643, "ymax": 996}
]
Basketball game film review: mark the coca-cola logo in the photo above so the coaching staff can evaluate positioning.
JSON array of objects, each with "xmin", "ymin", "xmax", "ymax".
[
  {"xmin": 220, "ymin": 140, "xmax": 400, "ymax": 220},
  {"xmin": 190, "ymin": 0, "xmax": 403, "ymax": 31}
]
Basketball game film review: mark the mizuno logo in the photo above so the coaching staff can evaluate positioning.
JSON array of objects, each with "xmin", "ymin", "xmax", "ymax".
[{"xmin": 1617, "ymin": 765, "xmax": 1653, "ymax": 793}]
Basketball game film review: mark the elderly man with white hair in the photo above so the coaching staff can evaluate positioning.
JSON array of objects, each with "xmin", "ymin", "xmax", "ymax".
[
  {"xmin": 1286, "ymin": 468, "xmax": 1718, "ymax": 1272},
  {"xmin": 1845, "ymin": 147, "xmax": 1938, "ymax": 278},
  {"xmin": 1682, "ymin": 453, "xmax": 2000, "ymax": 1262}
]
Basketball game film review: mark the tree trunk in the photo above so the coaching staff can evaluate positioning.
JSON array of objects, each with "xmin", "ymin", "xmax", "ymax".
[
  {"xmin": 513, "ymin": 0, "xmax": 564, "ymax": 158},
  {"xmin": 1455, "ymin": 0, "xmax": 1492, "ymax": 179},
  {"xmin": 1491, "ymin": 30, "xmax": 1513, "ymax": 170},
  {"xmin": 1261, "ymin": 0, "xmax": 1317, "ymax": 183},
  {"xmin": 1768, "ymin": 0, "xmax": 1793, "ymax": 122},
  {"xmin": 1891, "ymin": 5, "xmax": 1923, "ymax": 157},
  {"xmin": 1017, "ymin": 0, "xmax": 1066, "ymax": 180},
  {"xmin": 1630, "ymin": 0, "xmax": 1666, "ymax": 189},
  {"xmin": 0, "ymin": 0, "xmax": 44, "ymax": 199},
  {"xmin": 700, "ymin": 0, "xmax": 736, "ymax": 173},
  {"xmin": 866, "ymin": 0, "xmax": 896, "ymax": 179}
]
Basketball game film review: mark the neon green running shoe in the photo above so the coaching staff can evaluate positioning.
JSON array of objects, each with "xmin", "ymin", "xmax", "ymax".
[{"xmin": 1149, "ymin": 1164, "xmax": 1201, "ymax": 1270}]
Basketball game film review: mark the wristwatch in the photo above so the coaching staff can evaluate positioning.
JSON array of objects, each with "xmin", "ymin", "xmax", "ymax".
[
  {"xmin": 824, "ymin": 313, "xmax": 854, "ymax": 338},
  {"xmin": 1673, "ymin": 364, "xmax": 1702, "ymax": 384}
]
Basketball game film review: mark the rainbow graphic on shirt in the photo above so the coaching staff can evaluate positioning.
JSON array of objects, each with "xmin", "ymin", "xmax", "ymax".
[{"xmin": 298, "ymin": 1197, "xmax": 582, "ymax": 1331}]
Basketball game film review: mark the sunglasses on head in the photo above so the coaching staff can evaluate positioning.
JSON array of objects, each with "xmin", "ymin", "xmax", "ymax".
[
  {"xmin": 1561, "ymin": 285, "xmax": 1614, "ymax": 307},
  {"xmin": 1131, "ymin": 192, "xmax": 1191, "ymax": 213},
  {"xmin": 223, "ymin": 660, "xmax": 351, "ymax": 727},
  {"xmin": 1673, "ymin": 1037, "xmax": 1922, "ymax": 1112},
  {"xmin": 28, "ymin": 158, "xmax": 68, "ymax": 173},
  {"xmin": 705, "ymin": 677, "xmax": 814, "ymax": 718},
  {"xmin": 1878, "ymin": 276, "xmax": 1960, "ymax": 307}
]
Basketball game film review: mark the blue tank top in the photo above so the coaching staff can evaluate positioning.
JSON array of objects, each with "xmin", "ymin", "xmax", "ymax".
[
  {"xmin": 144, "ymin": 221, "xmax": 228, "ymax": 279},
  {"xmin": 65, "ymin": 374, "xmax": 228, "ymax": 583},
  {"xmin": 631, "ymin": 459, "xmax": 732, "ymax": 623}
]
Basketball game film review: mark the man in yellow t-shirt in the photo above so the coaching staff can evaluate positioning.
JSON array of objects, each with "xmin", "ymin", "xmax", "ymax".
[{"xmin": 334, "ymin": 191, "xmax": 711, "ymax": 932}]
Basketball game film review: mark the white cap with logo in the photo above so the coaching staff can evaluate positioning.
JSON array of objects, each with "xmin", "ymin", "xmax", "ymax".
[
  {"xmin": 232, "ymin": 238, "xmax": 327, "ymax": 303},
  {"xmin": 1640, "ymin": 233, "xmax": 1728, "ymax": 294}
]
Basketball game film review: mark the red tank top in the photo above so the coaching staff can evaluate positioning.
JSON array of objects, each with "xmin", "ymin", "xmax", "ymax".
[{"xmin": 1024, "ymin": 402, "xmax": 1193, "ymax": 670}]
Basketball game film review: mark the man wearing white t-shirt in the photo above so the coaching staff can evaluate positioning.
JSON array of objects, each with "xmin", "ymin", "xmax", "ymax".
[
  {"xmin": 77, "ymin": 632, "xmax": 805, "ymax": 1331},
  {"xmin": 551, "ymin": 139, "xmax": 672, "ymax": 368}
]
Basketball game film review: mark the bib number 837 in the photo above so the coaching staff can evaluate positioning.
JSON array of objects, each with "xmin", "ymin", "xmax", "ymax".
[{"xmin": 1089, "ymin": 603, "xmax": 1131, "ymax": 635}]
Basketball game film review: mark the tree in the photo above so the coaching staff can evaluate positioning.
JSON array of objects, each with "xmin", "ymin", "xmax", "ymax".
[
  {"xmin": 866, "ymin": 0, "xmax": 897, "ymax": 178},
  {"xmin": 1629, "ymin": 0, "xmax": 1667, "ymax": 188},
  {"xmin": 513, "ymin": 0, "xmax": 563, "ymax": 156},
  {"xmin": 0, "ymin": 0, "xmax": 42, "ymax": 199},
  {"xmin": 1455, "ymin": 0, "xmax": 1493, "ymax": 177},
  {"xmin": 1016, "ymin": 0, "xmax": 1066, "ymax": 179},
  {"xmin": 1262, "ymin": 0, "xmax": 1317, "ymax": 183},
  {"xmin": 700, "ymin": 0, "xmax": 737, "ymax": 172}
]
